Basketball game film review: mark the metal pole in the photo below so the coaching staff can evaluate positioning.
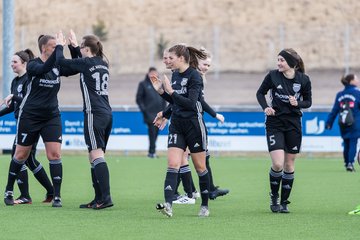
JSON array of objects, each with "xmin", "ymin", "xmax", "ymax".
[
  {"xmin": 2, "ymin": 0, "xmax": 15, "ymax": 98},
  {"xmin": 213, "ymin": 26, "xmax": 220, "ymax": 80},
  {"xmin": 279, "ymin": 24, "xmax": 285, "ymax": 50},
  {"xmin": 148, "ymin": 26, "xmax": 155, "ymax": 68},
  {"xmin": 344, "ymin": 24, "xmax": 350, "ymax": 75}
]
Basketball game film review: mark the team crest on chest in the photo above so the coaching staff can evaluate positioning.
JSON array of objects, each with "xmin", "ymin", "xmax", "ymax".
[
  {"xmin": 17, "ymin": 84, "xmax": 23, "ymax": 93},
  {"xmin": 181, "ymin": 78, "xmax": 188, "ymax": 86},
  {"xmin": 52, "ymin": 68, "xmax": 59, "ymax": 76},
  {"xmin": 293, "ymin": 83, "xmax": 301, "ymax": 93}
]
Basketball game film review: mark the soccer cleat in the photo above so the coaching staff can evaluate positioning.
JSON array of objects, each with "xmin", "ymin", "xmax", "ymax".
[
  {"xmin": 348, "ymin": 206, "xmax": 360, "ymax": 215},
  {"xmin": 348, "ymin": 209, "xmax": 360, "ymax": 215},
  {"xmin": 147, "ymin": 153, "xmax": 158, "ymax": 158},
  {"xmin": 93, "ymin": 197, "xmax": 113, "ymax": 210},
  {"xmin": 79, "ymin": 199, "xmax": 97, "ymax": 209},
  {"xmin": 209, "ymin": 186, "xmax": 230, "ymax": 200},
  {"xmin": 192, "ymin": 191, "xmax": 201, "ymax": 199},
  {"xmin": 4, "ymin": 191, "xmax": 14, "ymax": 206},
  {"xmin": 52, "ymin": 196, "xmax": 62, "ymax": 208},
  {"xmin": 173, "ymin": 196, "xmax": 196, "ymax": 205},
  {"xmin": 42, "ymin": 193, "xmax": 54, "ymax": 203},
  {"xmin": 346, "ymin": 164, "xmax": 355, "ymax": 172},
  {"xmin": 270, "ymin": 192, "xmax": 280, "ymax": 213},
  {"xmin": 279, "ymin": 200, "xmax": 291, "ymax": 213},
  {"xmin": 14, "ymin": 197, "xmax": 32, "ymax": 205},
  {"xmin": 198, "ymin": 205, "xmax": 210, "ymax": 217},
  {"xmin": 156, "ymin": 202, "xmax": 173, "ymax": 217}
]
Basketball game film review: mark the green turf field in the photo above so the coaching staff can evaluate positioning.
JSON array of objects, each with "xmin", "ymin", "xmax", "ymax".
[{"xmin": 0, "ymin": 153, "xmax": 359, "ymax": 240}]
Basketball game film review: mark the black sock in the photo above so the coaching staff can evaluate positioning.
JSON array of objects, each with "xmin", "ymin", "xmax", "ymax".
[
  {"xmin": 17, "ymin": 165, "xmax": 30, "ymax": 198},
  {"xmin": 164, "ymin": 168, "xmax": 178, "ymax": 204},
  {"xmin": 6, "ymin": 157, "xmax": 25, "ymax": 192},
  {"xmin": 206, "ymin": 154, "xmax": 216, "ymax": 191},
  {"xmin": 32, "ymin": 166, "xmax": 54, "ymax": 196},
  {"xmin": 93, "ymin": 158, "xmax": 111, "ymax": 202},
  {"xmin": 179, "ymin": 165, "xmax": 193, "ymax": 198},
  {"xmin": 91, "ymin": 163, "xmax": 102, "ymax": 202},
  {"xmin": 269, "ymin": 168, "xmax": 283, "ymax": 196},
  {"xmin": 281, "ymin": 171, "xmax": 294, "ymax": 203},
  {"xmin": 174, "ymin": 169, "xmax": 181, "ymax": 195},
  {"xmin": 49, "ymin": 159, "xmax": 62, "ymax": 198},
  {"xmin": 198, "ymin": 170, "xmax": 210, "ymax": 207}
]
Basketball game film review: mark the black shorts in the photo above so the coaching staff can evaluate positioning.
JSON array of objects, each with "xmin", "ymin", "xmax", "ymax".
[
  {"xmin": 168, "ymin": 117, "xmax": 207, "ymax": 153},
  {"xmin": 16, "ymin": 116, "xmax": 62, "ymax": 146},
  {"xmin": 265, "ymin": 115, "xmax": 302, "ymax": 154},
  {"xmin": 84, "ymin": 113, "xmax": 112, "ymax": 152}
]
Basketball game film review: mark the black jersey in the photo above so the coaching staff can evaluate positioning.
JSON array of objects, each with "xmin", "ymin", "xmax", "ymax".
[
  {"xmin": 0, "ymin": 74, "xmax": 28, "ymax": 119},
  {"xmin": 21, "ymin": 48, "xmax": 61, "ymax": 120},
  {"xmin": 56, "ymin": 46, "xmax": 112, "ymax": 115},
  {"xmin": 160, "ymin": 67, "xmax": 203, "ymax": 119},
  {"xmin": 256, "ymin": 70, "xmax": 312, "ymax": 116}
]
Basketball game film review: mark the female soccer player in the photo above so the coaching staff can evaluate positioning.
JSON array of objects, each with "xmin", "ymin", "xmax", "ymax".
[
  {"xmin": 256, "ymin": 48, "xmax": 312, "ymax": 213},
  {"xmin": 55, "ymin": 31, "xmax": 113, "ymax": 210},
  {"xmin": 1, "ymin": 49, "xmax": 54, "ymax": 205},
  {"xmin": 152, "ymin": 44, "xmax": 211, "ymax": 217},
  {"xmin": 5, "ymin": 34, "xmax": 76, "ymax": 208}
]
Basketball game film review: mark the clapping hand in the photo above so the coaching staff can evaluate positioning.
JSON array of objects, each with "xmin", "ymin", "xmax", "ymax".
[
  {"xmin": 68, "ymin": 29, "xmax": 78, "ymax": 47},
  {"xmin": 162, "ymin": 74, "xmax": 174, "ymax": 95},
  {"xmin": 150, "ymin": 75, "xmax": 164, "ymax": 94},
  {"xmin": 153, "ymin": 111, "xmax": 168, "ymax": 130},
  {"xmin": 55, "ymin": 30, "xmax": 66, "ymax": 46}
]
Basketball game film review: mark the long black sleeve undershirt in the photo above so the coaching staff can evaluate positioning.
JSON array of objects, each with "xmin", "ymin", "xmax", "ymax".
[{"xmin": 27, "ymin": 47, "xmax": 57, "ymax": 76}]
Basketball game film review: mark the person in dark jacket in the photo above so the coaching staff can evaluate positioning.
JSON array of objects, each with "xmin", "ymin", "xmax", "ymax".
[
  {"xmin": 136, "ymin": 67, "xmax": 166, "ymax": 158},
  {"xmin": 326, "ymin": 74, "xmax": 360, "ymax": 172}
]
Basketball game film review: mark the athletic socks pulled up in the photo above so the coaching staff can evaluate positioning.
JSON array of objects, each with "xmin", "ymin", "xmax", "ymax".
[
  {"xmin": 269, "ymin": 168, "xmax": 283, "ymax": 196},
  {"xmin": 6, "ymin": 157, "xmax": 25, "ymax": 192},
  {"xmin": 179, "ymin": 165, "xmax": 193, "ymax": 198},
  {"xmin": 91, "ymin": 163, "xmax": 102, "ymax": 202},
  {"xmin": 49, "ymin": 159, "xmax": 62, "ymax": 197},
  {"xmin": 198, "ymin": 169, "xmax": 210, "ymax": 207},
  {"xmin": 281, "ymin": 171, "xmax": 294, "ymax": 203},
  {"xmin": 93, "ymin": 157, "xmax": 111, "ymax": 202},
  {"xmin": 164, "ymin": 167, "xmax": 178, "ymax": 204},
  {"xmin": 16, "ymin": 165, "xmax": 30, "ymax": 198}
]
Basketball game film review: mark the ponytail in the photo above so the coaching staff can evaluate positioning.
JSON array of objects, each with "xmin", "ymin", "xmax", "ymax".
[
  {"xmin": 168, "ymin": 44, "xmax": 207, "ymax": 69},
  {"xmin": 341, "ymin": 73, "xmax": 355, "ymax": 86}
]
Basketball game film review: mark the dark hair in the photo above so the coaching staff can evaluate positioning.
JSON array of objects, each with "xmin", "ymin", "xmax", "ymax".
[
  {"xmin": 15, "ymin": 49, "xmax": 35, "ymax": 63},
  {"xmin": 341, "ymin": 73, "xmax": 355, "ymax": 86},
  {"xmin": 148, "ymin": 67, "xmax": 157, "ymax": 72},
  {"xmin": 82, "ymin": 35, "xmax": 109, "ymax": 65},
  {"xmin": 168, "ymin": 44, "xmax": 207, "ymax": 69},
  {"xmin": 38, "ymin": 35, "xmax": 55, "ymax": 53},
  {"xmin": 282, "ymin": 48, "xmax": 305, "ymax": 73}
]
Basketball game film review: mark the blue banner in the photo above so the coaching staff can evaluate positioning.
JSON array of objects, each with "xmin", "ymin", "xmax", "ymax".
[{"xmin": 0, "ymin": 111, "xmax": 340, "ymax": 137}]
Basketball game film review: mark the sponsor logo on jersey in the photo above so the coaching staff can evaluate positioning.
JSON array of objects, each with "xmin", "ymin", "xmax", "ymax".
[{"xmin": 277, "ymin": 84, "xmax": 283, "ymax": 89}]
